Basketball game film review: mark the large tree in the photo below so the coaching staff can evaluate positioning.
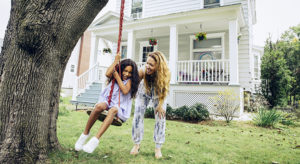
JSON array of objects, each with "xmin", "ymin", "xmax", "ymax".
[{"xmin": 0, "ymin": 0, "xmax": 108, "ymax": 163}]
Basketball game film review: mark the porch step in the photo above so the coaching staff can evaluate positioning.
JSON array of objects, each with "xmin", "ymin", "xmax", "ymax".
[{"xmin": 70, "ymin": 82, "xmax": 103, "ymax": 109}]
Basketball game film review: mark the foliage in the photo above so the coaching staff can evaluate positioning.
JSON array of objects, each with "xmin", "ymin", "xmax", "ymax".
[
  {"xmin": 211, "ymin": 89, "xmax": 240, "ymax": 123},
  {"xmin": 261, "ymin": 40, "xmax": 292, "ymax": 107},
  {"xmin": 278, "ymin": 110, "xmax": 297, "ymax": 126},
  {"xmin": 144, "ymin": 107, "xmax": 154, "ymax": 118},
  {"xmin": 182, "ymin": 103, "xmax": 209, "ymax": 122},
  {"xmin": 254, "ymin": 108, "xmax": 282, "ymax": 127},
  {"xmin": 195, "ymin": 32, "xmax": 207, "ymax": 41},
  {"xmin": 103, "ymin": 48, "xmax": 112, "ymax": 53},
  {"xmin": 144, "ymin": 103, "xmax": 209, "ymax": 122},
  {"xmin": 148, "ymin": 38, "xmax": 157, "ymax": 46},
  {"xmin": 249, "ymin": 94, "xmax": 270, "ymax": 112},
  {"xmin": 261, "ymin": 24, "xmax": 300, "ymax": 107},
  {"xmin": 58, "ymin": 106, "xmax": 70, "ymax": 116}
]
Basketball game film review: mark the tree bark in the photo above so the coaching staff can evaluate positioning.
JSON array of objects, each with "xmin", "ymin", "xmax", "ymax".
[{"xmin": 0, "ymin": 0, "xmax": 108, "ymax": 163}]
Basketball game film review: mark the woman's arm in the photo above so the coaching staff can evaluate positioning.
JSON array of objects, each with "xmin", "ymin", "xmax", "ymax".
[
  {"xmin": 138, "ymin": 68, "xmax": 144, "ymax": 80},
  {"xmin": 113, "ymin": 71, "xmax": 132, "ymax": 95},
  {"xmin": 105, "ymin": 53, "xmax": 121, "ymax": 78}
]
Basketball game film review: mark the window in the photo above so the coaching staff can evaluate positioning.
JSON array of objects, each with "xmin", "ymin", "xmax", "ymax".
[
  {"xmin": 139, "ymin": 41, "xmax": 157, "ymax": 62},
  {"xmin": 190, "ymin": 33, "xmax": 224, "ymax": 60},
  {"xmin": 254, "ymin": 55, "xmax": 259, "ymax": 80},
  {"xmin": 131, "ymin": 0, "xmax": 142, "ymax": 19},
  {"xmin": 70, "ymin": 65, "xmax": 75, "ymax": 73},
  {"xmin": 121, "ymin": 45, "xmax": 127, "ymax": 59},
  {"xmin": 204, "ymin": 0, "xmax": 220, "ymax": 8}
]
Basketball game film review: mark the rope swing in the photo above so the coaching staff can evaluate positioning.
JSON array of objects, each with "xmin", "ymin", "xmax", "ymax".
[{"xmin": 87, "ymin": 0, "xmax": 126, "ymax": 126}]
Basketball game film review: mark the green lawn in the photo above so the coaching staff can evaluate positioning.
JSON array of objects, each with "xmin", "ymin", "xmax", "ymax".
[{"xmin": 50, "ymin": 98, "xmax": 300, "ymax": 164}]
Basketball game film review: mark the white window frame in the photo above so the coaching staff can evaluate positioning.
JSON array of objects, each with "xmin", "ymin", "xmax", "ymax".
[
  {"xmin": 203, "ymin": 0, "xmax": 223, "ymax": 8},
  {"xmin": 129, "ymin": 0, "xmax": 144, "ymax": 19},
  {"xmin": 189, "ymin": 32, "xmax": 225, "ymax": 60},
  {"xmin": 139, "ymin": 41, "xmax": 158, "ymax": 62}
]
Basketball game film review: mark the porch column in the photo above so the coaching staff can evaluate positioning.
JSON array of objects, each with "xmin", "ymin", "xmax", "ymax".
[
  {"xmin": 169, "ymin": 24, "xmax": 178, "ymax": 84},
  {"xmin": 89, "ymin": 33, "xmax": 99, "ymax": 69},
  {"xmin": 127, "ymin": 29, "xmax": 135, "ymax": 59},
  {"xmin": 88, "ymin": 33, "xmax": 99, "ymax": 82},
  {"xmin": 228, "ymin": 19, "xmax": 239, "ymax": 85}
]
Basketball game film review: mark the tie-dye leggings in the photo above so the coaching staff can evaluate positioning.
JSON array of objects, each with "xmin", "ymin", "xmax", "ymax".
[{"xmin": 132, "ymin": 81, "xmax": 167, "ymax": 148}]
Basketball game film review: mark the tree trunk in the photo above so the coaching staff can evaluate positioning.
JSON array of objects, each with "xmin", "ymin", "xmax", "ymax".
[{"xmin": 0, "ymin": 0, "xmax": 108, "ymax": 163}]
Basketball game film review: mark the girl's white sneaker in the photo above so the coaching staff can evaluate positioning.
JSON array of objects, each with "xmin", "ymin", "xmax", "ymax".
[
  {"xmin": 75, "ymin": 133, "xmax": 89, "ymax": 151},
  {"xmin": 82, "ymin": 137, "xmax": 99, "ymax": 153}
]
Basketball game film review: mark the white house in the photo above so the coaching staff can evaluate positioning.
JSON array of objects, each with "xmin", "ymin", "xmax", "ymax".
[{"xmin": 72, "ymin": 0, "xmax": 263, "ymax": 116}]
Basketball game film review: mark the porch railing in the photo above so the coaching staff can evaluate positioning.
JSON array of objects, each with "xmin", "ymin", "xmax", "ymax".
[
  {"xmin": 137, "ymin": 60, "xmax": 229, "ymax": 84},
  {"xmin": 72, "ymin": 64, "xmax": 108, "ymax": 100},
  {"xmin": 177, "ymin": 60, "xmax": 230, "ymax": 83}
]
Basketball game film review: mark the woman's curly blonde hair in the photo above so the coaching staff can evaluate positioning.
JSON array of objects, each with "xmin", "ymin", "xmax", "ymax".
[{"xmin": 144, "ymin": 51, "xmax": 170, "ymax": 102}]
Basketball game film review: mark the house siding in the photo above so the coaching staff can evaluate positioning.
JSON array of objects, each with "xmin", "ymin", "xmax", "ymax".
[
  {"xmin": 238, "ymin": 0, "xmax": 255, "ymax": 92},
  {"xmin": 115, "ymin": 0, "xmax": 244, "ymax": 19}
]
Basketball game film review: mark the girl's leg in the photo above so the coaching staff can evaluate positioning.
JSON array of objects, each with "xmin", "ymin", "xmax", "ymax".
[
  {"xmin": 153, "ymin": 98, "xmax": 167, "ymax": 159},
  {"xmin": 82, "ymin": 107, "xmax": 118, "ymax": 153},
  {"xmin": 131, "ymin": 95, "xmax": 150, "ymax": 154},
  {"xmin": 95, "ymin": 107, "xmax": 118, "ymax": 139},
  {"xmin": 83, "ymin": 102, "xmax": 108, "ymax": 135},
  {"xmin": 75, "ymin": 102, "xmax": 107, "ymax": 151}
]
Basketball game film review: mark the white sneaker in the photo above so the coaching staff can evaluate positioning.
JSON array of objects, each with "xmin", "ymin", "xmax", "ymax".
[
  {"xmin": 82, "ymin": 137, "xmax": 99, "ymax": 153},
  {"xmin": 75, "ymin": 133, "xmax": 90, "ymax": 151}
]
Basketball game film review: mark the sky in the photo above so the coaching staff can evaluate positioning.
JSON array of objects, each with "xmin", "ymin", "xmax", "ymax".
[{"xmin": 1, "ymin": 0, "xmax": 300, "ymax": 47}]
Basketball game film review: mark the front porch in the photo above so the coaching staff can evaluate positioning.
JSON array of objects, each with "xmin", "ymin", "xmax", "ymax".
[{"xmin": 74, "ymin": 4, "xmax": 246, "ymax": 112}]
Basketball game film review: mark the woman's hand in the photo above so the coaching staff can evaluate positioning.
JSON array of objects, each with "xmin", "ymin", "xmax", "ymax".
[{"xmin": 155, "ymin": 105, "xmax": 165, "ymax": 119}]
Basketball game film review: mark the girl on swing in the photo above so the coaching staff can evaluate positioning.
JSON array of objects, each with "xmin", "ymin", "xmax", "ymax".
[
  {"xmin": 75, "ymin": 53, "xmax": 139, "ymax": 153},
  {"xmin": 130, "ymin": 51, "xmax": 171, "ymax": 159}
]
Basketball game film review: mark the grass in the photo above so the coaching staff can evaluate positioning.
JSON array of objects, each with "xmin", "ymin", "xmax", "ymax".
[{"xmin": 50, "ymin": 97, "xmax": 300, "ymax": 164}]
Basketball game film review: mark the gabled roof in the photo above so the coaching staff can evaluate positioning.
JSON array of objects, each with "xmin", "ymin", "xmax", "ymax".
[{"xmin": 89, "ymin": 11, "xmax": 131, "ymax": 29}]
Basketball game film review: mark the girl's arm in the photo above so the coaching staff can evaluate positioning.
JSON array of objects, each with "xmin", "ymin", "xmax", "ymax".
[
  {"xmin": 105, "ymin": 53, "xmax": 121, "ymax": 78},
  {"xmin": 113, "ymin": 71, "xmax": 132, "ymax": 95}
]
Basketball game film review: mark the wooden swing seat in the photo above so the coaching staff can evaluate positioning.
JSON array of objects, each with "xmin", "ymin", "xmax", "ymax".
[{"xmin": 86, "ymin": 110, "xmax": 123, "ymax": 126}]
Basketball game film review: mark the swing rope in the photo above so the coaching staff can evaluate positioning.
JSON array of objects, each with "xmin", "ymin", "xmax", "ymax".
[{"xmin": 107, "ymin": 0, "xmax": 125, "ymax": 108}]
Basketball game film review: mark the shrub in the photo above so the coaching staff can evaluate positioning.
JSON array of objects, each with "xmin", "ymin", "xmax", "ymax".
[
  {"xmin": 185, "ymin": 103, "xmax": 210, "ymax": 122},
  {"xmin": 211, "ymin": 89, "xmax": 240, "ymax": 123},
  {"xmin": 278, "ymin": 111, "xmax": 296, "ymax": 126},
  {"xmin": 249, "ymin": 94, "xmax": 270, "ymax": 112},
  {"xmin": 144, "ymin": 107, "xmax": 154, "ymax": 118},
  {"xmin": 166, "ymin": 104, "xmax": 176, "ymax": 120},
  {"xmin": 254, "ymin": 108, "xmax": 282, "ymax": 127},
  {"xmin": 173, "ymin": 105, "xmax": 189, "ymax": 119}
]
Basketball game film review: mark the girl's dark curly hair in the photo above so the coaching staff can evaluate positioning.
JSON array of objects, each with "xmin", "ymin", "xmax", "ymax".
[{"xmin": 108, "ymin": 59, "xmax": 140, "ymax": 98}]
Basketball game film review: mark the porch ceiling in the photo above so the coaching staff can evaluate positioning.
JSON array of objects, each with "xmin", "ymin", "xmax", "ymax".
[{"xmin": 90, "ymin": 4, "xmax": 245, "ymax": 42}]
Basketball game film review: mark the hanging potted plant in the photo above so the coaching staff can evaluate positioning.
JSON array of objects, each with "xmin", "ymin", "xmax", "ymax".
[
  {"xmin": 195, "ymin": 32, "xmax": 207, "ymax": 41},
  {"xmin": 103, "ymin": 48, "xmax": 112, "ymax": 54},
  {"xmin": 149, "ymin": 38, "xmax": 157, "ymax": 46}
]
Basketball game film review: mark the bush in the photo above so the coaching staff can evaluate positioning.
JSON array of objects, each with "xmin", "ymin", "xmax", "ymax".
[
  {"xmin": 278, "ymin": 111, "xmax": 297, "ymax": 126},
  {"xmin": 254, "ymin": 108, "xmax": 282, "ymax": 127},
  {"xmin": 173, "ymin": 105, "xmax": 189, "ymax": 119},
  {"xmin": 249, "ymin": 94, "xmax": 270, "ymax": 112},
  {"xmin": 182, "ymin": 103, "xmax": 209, "ymax": 122},
  {"xmin": 211, "ymin": 89, "xmax": 240, "ymax": 123},
  {"xmin": 144, "ymin": 107, "xmax": 154, "ymax": 118},
  {"xmin": 166, "ymin": 104, "xmax": 176, "ymax": 120},
  {"xmin": 143, "ymin": 103, "xmax": 210, "ymax": 123}
]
